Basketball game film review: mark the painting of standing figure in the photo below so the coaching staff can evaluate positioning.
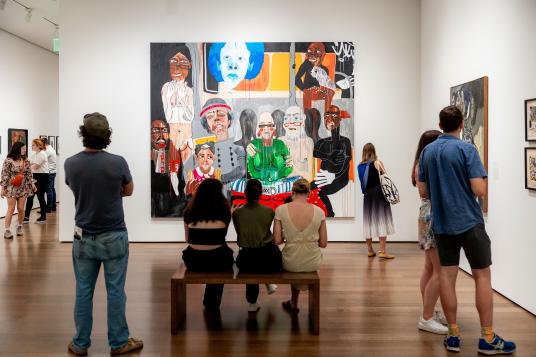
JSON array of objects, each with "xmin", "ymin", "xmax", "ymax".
[
  {"xmin": 150, "ymin": 42, "xmax": 356, "ymax": 217},
  {"xmin": 450, "ymin": 76, "xmax": 488, "ymax": 212}
]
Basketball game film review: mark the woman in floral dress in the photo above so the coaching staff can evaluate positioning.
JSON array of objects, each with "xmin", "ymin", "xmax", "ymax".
[{"xmin": 1, "ymin": 142, "xmax": 35, "ymax": 238}]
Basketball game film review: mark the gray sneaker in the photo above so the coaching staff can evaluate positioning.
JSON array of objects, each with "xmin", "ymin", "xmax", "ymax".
[
  {"xmin": 4, "ymin": 230, "xmax": 13, "ymax": 239},
  {"xmin": 110, "ymin": 337, "xmax": 143, "ymax": 356},
  {"xmin": 16, "ymin": 225, "xmax": 23, "ymax": 237}
]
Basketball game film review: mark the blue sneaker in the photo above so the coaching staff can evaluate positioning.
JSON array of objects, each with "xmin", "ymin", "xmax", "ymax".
[
  {"xmin": 478, "ymin": 334, "xmax": 516, "ymax": 355},
  {"xmin": 444, "ymin": 335, "xmax": 461, "ymax": 352}
]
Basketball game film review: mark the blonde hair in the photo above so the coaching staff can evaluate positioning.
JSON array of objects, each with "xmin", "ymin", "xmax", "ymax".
[
  {"xmin": 32, "ymin": 138, "xmax": 45, "ymax": 151},
  {"xmin": 361, "ymin": 142, "xmax": 377, "ymax": 163},
  {"xmin": 292, "ymin": 179, "xmax": 310, "ymax": 195}
]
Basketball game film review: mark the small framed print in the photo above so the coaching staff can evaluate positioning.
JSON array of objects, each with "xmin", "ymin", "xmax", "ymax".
[
  {"xmin": 525, "ymin": 98, "xmax": 536, "ymax": 142},
  {"xmin": 526, "ymin": 147, "xmax": 536, "ymax": 191},
  {"xmin": 48, "ymin": 136, "xmax": 56, "ymax": 152},
  {"xmin": 55, "ymin": 136, "xmax": 59, "ymax": 155}
]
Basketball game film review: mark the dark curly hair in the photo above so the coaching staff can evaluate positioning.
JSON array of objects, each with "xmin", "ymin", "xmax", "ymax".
[
  {"xmin": 78, "ymin": 125, "xmax": 112, "ymax": 150},
  {"xmin": 184, "ymin": 179, "xmax": 231, "ymax": 225}
]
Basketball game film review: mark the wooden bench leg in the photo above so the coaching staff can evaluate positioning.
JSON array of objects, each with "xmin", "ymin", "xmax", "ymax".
[
  {"xmin": 308, "ymin": 282, "xmax": 320, "ymax": 334},
  {"xmin": 171, "ymin": 281, "xmax": 186, "ymax": 334}
]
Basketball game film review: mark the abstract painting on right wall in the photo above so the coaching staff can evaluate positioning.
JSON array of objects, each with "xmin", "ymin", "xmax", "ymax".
[{"xmin": 450, "ymin": 76, "xmax": 488, "ymax": 212}]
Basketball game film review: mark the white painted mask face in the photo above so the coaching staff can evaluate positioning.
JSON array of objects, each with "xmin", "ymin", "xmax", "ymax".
[
  {"xmin": 257, "ymin": 113, "xmax": 275, "ymax": 140},
  {"xmin": 283, "ymin": 106, "xmax": 304, "ymax": 138},
  {"xmin": 219, "ymin": 42, "xmax": 251, "ymax": 89}
]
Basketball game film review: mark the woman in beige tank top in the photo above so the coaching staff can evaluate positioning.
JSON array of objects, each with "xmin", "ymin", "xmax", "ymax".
[{"xmin": 274, "ymin": 179, "xmax": 327, "ymax": 312}]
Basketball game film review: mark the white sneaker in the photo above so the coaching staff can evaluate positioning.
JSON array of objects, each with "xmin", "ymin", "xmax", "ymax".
[
  {"xmin": 4, "ymin": 230, "xmax": 13, "ymax": 239},
  {"xmin": 433, "ymin": 310, "xmax": 448, "ymax": 325},
  {"xmin": 266, "ymin": 284, "xmax": 278, "ymax": 295},
  {"xmin": 16, "ymin": 225, "xmax": 23, "ymax": 237},
  {"xmin": 248, "ymin": 303, "xmax": 260, "ymax": 312},
  {"xmin": 418, "ymin": 316, "xmax": 448, "ymax": 334}
]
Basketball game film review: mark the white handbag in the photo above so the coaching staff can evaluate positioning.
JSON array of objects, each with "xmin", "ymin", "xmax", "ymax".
[{"xmin": 376, "ymin": 161, "xmax": 400, "ymax": 205}]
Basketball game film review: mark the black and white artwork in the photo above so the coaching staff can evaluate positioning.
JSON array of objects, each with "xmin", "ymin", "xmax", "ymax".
[{"xmin": 525, "ymin": 98, "xmax": 536, "ymax": 142}]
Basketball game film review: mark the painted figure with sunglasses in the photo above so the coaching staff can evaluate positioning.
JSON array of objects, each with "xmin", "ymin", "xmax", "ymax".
[
  {"xmin": 280, "ymin": 106, "xmax": 314, "ymax": 181},
  {"xmin": 247, "ymin": 112, "xmax": 293, "ymax": 186},
  {"xmin": 161, "ymin": 48, "xmax": 194, "ymax": 163}
]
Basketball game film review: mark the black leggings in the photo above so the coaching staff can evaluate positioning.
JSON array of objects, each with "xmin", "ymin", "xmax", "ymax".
[
  {"xmin": 236, "ymin": 244, "xmax": 282, "ymax": 303},
  {"xmin": 182, "ymin": 245, "xmax": 235, "ymax": 310},
  {"xmin": 25, "ymin": 173, "xmax": 49, "ymax": 220}
]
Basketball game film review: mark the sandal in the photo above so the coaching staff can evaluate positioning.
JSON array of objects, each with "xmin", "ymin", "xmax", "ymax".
[
  {"xmin": 368, "ymin": 251, "xmax": 376, "ymax": 257},
  {"xmin": 282, "ymin": 300, "xmax": 300, "ymax": 314}
]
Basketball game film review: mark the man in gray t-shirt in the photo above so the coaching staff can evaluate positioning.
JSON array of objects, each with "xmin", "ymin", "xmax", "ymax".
[{"xmin": 64, "ymin": 113, "xmax": 143, "ymax": 356}]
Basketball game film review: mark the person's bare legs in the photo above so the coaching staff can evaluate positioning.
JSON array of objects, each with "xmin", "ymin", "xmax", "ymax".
[
  {"xmin": 420, "ymin": 252, "xmax": 433, "ymax": 300},
  {"xmin": 472, "ymin": 267, "xmax": 493, "ymax": 327},
  {"xmin": 422, "ymin": 248, "xmax": 441, "ymax": 320},
  {"xmin": 366, "ymin": 238, "xmax": 374, "ymax": 254},
  {"xmin": 16, "ymin": 197, "xmax": 26, "ymax": 225},
  {"xmin": 379, "ymin": 236, "xmax": 387, "ymax": 252},
  {"xmin": 5, "ymin": 197, "xmax": 16, "ymax": 230},
  {"xmin": 439, "ymin": 266, "xmax": 458, "ymax": 325}
]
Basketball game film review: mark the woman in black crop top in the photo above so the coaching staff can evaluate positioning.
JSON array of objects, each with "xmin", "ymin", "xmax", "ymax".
[{"xmin": 182, "ymin": 179, "xmax": 234, "ymax": 311}]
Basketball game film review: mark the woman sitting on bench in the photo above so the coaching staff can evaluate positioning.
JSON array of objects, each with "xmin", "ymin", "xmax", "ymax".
[
  {"xmin": 182, "ymin": 179, "xmax": 234, "ymax": 311},
  {"xmin": 232, "ymin": 179, "xmax": 283, "ymax": 312},
  {"xmin": 273, "ymin": 179, "xmax": 328, "ymax": 313}
]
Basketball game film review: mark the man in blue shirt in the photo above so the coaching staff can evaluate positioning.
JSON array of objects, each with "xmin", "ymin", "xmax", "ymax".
[
  {"xmin": 418, "ymin": 105, "xmax": 515, "ymax": 355},
  {"xmin": 65, "ymin": 113, "xmax": 143, "ymax": 356}
]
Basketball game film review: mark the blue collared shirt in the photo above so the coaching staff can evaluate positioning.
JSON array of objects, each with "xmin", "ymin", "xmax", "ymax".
[{"xmin": 418, "ymin": 134, "xmax": 487, "ymax": 235}]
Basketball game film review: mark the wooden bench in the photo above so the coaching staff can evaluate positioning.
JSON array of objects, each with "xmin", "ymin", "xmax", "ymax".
[{"xmin": 170, "ymin": 264, "xmax": 320, "ymax": 334}]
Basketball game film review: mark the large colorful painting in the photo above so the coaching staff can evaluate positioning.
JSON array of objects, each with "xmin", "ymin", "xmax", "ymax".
[
  {"xmin": 450, "ymin": 76, "xmax": 488, "ymax": 213},
  {"xmin": 150, "ymin": 42, "xmax": 356, "ymax": 218}
]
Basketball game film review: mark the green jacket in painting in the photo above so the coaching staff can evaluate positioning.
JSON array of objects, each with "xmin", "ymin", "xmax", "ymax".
[{"xmin": 247, "ymin": 139, "xmax": 292, "ymax": 184}]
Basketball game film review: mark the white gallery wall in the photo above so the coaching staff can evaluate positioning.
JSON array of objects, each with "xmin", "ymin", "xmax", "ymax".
[
  {"xmin": 59, "ymin": 0, "xmax": 422, "ymax": 243},
  {"xmin": 0, "ymin": 30, "xmax": 59, "ymax": 219},
  {"xmin": 421, "ymin": 0, "xmax": 536, "ymax": 314}
]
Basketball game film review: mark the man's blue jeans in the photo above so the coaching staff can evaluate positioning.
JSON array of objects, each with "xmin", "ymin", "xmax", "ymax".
[
  {"xmin": 46, "ymin": 173, "xmax": 56, "ymax": 211},
  {"xmin": 72, "ymin": 229, "xmax": 130, "ymax": 350}
]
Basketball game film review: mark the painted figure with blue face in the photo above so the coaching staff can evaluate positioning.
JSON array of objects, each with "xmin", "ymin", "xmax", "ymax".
[{"xmin": 208, "ymin": 42, "xmax": 264, "ymax": 91}]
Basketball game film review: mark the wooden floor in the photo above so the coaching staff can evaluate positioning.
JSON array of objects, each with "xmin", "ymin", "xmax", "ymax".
[{"xmin": 1, "ymin": 211, "xmax": 534, "ymax": 357}]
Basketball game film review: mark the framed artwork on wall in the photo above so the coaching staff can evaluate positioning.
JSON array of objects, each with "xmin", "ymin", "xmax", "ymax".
[
  {"xmin": 525, "ymin": 98, "xmax": 536, "ymax": 142},
  {"xmin": 7, "ymin": 128, "xmax": 28, "ymax": 152},
  {"xmin": 55, "ymin": 136, "xmax": 59, "ymax": 155},
  {"xmin": 48, "ymin": 136, "xmax": 56, "ymax": 152},
  {"xmin": 526, "ymin": 148, "xmax": 536, "ymax": 191},
  {"xmin": 450, "ymin": 76, "xmax": 489, "ymax": 212},
  {"xmin": 150, "ymin": 41, "xmax": 356, "ymax": 219}
]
